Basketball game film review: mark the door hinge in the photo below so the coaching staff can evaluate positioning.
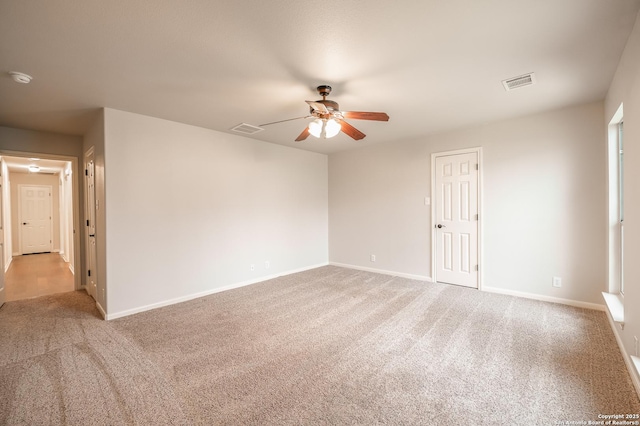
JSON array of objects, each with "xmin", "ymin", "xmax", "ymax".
[
  {"xmin": 475, "ymin": 214, "xmax": 479, "ymax": 220},
  {"xmin": 475, "ymin": 265, "xmax": 479, "ymax": 271},
  {"xmin": 475, "ymin": 164, "xmax": 479, "ymax": 170},
  {"xmin": 88, "ymin": 269, "xmax": 91, "ymax": 277},
  {"xmin": 85, "ymin": 169, "xmax": 88, "ymax": 176},
  {"xmin": 87, "ymin": 220, "xmax": 90, "ymax": 226}
]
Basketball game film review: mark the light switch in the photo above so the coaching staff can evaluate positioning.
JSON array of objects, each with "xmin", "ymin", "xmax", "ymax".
[{"xmin": 424, "ymin": 197, "xmax": 431, "ymax": 206}]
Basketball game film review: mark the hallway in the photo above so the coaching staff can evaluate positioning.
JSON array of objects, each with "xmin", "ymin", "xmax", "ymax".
[{"xmin": 5, "ymin": 253, "xmax": 75, "ymax": 302}]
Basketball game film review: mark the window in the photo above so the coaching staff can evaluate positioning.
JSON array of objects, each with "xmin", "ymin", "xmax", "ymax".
[
  {"xmin": 618, "ymin": 120, "xmax": 624, "ymax": 295},
  {"xmin": 604, "ymin": 104, "xmax": 624, "ymax": 325}
]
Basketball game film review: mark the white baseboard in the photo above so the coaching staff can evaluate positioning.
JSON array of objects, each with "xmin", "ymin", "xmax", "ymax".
[
  {"xmin": 329, "ymin": 262, "xmax": 432, "ymax": 282},
  {"xmin": 68, "ymin": 263, "xmax": 74, "ymax": 274},
  {"xmin": 105, "ymin": 262, "xmax": 329, "ymax": 320},
  {"xmin": 482, "ymin": 286, "xmax": 605, "ymax": 311},
  {"xmin": 632, "ymin": 357, "xmax": 640, "ymax": 397},
  {"xmin": 95, "ymin": 300, "xmax": 106, "ymax": 320},
  {"xmin": 603, "ymin": 305, "xmax": 640, "ymax": 399},
  {"xmin": 4, "ymin": 256, "xmax": 11, "ymax": 273}
]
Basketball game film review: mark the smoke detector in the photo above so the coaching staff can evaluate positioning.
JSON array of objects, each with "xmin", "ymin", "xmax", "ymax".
[
  {"xmin": 502, "ymin": 73, "xmax": 536, "ymax": 91},
  {"xmin": 9, "ymin": 71, "xmax": 33, "ymax": 84}
]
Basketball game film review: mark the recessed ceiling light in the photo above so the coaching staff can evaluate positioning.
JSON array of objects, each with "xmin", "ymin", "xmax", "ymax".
[
  {"xmin": 9, "ymin": 71, "xmax": 33, "ymax": 84},
  {"xmin": 28, "ymin": 165, "xmax": 40, "ymax": 172},
  {"xmin": 29, "ymin": 157, "xmax": 40, "ymax": 161}
]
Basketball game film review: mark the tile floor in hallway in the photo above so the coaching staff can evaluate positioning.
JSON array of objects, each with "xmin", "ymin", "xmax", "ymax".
[{"xmin": 5, "ymin": 253, "xmax": 75, "ymax": 302}]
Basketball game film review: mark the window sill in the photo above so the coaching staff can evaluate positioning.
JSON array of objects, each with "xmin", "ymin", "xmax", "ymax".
[
  {"xmin": 633, "ymin": 356, "xmax": 640, "ymax": 377},
  {"xmin": 602, "ymin": 292, "xmax": 624, "ymax": 329}
]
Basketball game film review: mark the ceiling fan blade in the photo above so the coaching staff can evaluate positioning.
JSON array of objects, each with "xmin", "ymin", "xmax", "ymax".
[
  {"xmin": 342, "ymin": 111, "xmax": 389, "ymax": 121},
  {"xmin": 338, "ymin": 120, "xmax": 366, "ymax": 140},
  {"xmin": 259, "ymin": 115, "xmax": 310, "ymax": 127},
  {"xmin": 305, "ymin": 101, "xmax": 329, "ymax": 113},
  {"xmin": 295, "ymin": 127, "xmax": 311, "ymax": 141}
]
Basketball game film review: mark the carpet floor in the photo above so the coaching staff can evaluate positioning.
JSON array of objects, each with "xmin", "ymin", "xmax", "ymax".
[{"xmin": 0, "ymin": 266, "xmax": 638, "ymax": 425}]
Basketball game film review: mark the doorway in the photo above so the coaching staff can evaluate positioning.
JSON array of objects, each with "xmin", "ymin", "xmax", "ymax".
[
  {"xmin": 431, "ymin": 148, "xmax": 482, "ymax": 288},
  {"xmin": 18, "ymin": 184, "xmax": 53, "ymax": 254},
  {"xmin": 0, "ymin": 154, "xmax": 81, "ymax": 303}
]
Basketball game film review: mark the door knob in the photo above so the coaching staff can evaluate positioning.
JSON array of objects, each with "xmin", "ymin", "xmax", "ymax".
[{"xmin": 436, "ymin": 224, "xmax": 446, "ymax": 228}]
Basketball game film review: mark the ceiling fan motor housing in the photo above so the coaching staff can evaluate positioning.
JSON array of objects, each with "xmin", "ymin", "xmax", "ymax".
[{"xmin": 317, "ymin": 85, "xmax": 332, "ymax": 97}]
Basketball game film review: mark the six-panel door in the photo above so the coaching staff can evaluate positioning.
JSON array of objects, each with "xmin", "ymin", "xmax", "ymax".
[{"xmin": 434, "ymin": 152, "xmax": 478, "ymax": 288}]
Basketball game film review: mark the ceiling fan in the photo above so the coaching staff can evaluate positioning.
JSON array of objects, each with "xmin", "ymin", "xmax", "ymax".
[{"xmin": 260, "ymin": 85, "xmax": 389, "ymax": 142}]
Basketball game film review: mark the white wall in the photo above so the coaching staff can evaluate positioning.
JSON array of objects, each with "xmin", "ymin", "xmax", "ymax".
[
  {"xmin": 605, "ymin": 9, "xmax": 640, "ymax": 383},
  {"xmin": 0, "ymin": 126, "xmax": 84, "ymax": 159},
  {"xmin": 59, "ymin": 162, "xmax": 75, "ymax": 272},
  {"xmin": 1, "ymin": 158, "xmax": 12, "ymax": 271},
  {"xmin": 103, "ymin": 108, "xmax": 328, "ymax": 317},
  {"xmin": 329, "ymin": 101, "xmax": 606, "ymax": 305},
  {"xmin": 10, "ymin": 172, "xmax": 61, "ymax": 254}
]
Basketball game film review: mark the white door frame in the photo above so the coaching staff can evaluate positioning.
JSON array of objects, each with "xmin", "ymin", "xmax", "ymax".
[
  {"xmin": 431, "ymin": 147, "xmax": 483, "ymax": 290},
  {"xmin": 0, "ymin": 150, "xmax": 83, "ymax": 291},
  {"xmin": 84, "ymin": 147, "xmax": 97, "ymax": 300}
]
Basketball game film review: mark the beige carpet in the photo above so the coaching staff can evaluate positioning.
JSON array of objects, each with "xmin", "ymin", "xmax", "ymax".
[{"xmin": 1, "ymin": 266, "xmax": 638, "ymax": 425}]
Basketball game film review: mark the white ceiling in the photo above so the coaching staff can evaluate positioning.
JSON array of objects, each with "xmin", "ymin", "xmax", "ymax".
[
  {"xmin": 0, "ymin": 0, "xmax": 639, "ymax": 155},
  {"xmin": 3, "ymin": 156, "xmax": 68, "ymax": 175}
]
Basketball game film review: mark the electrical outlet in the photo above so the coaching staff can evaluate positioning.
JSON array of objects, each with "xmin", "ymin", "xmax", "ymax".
[
  {"xmin": 370, "ymin": 254, "xmax": 376, "ymax": 262},
  {"xmin": 265, "ymin": 261, "xmax": 270, "ymax": 269},
  {"xmin": 250, "ymin": 264, "xmax": 255, "ymax": 271},
  {"xmin": 635, "ymin": 336, "xmax": 638, "ymax": 357},
  {"xmin": 552, "ymin": 277, "xmax": 562, "ymax": 288}
]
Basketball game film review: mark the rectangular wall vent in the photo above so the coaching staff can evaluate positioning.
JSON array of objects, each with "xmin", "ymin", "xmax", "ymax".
[
  {"xmin": 231, "ymin": 123, "xmax": 264, "ymax": 135},
  {"xmin": 502, "ymin": 73, "xmax": 536, "ymax": 91}
]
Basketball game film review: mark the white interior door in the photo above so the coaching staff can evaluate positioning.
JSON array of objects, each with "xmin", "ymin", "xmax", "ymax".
[
  {"xmin": 19, "ymin": 185, "xmax": 53, "ymax": 255},
  {"xmin": 434, "ymin": 152, "xmax": 479, "ymax": 288},
  {"xmin": 85, "ymin": 153, "xmax": 97, "ymax": 300}
]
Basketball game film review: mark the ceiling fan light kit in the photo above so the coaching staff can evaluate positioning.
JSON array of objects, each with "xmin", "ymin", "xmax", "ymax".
[
  {"xmin": 309, "ymin": 118, "xmax": 341, "ymax": 139},
  {"xmin": 260, "ymin": 85, "xmax": 389, "ymax": 142}
]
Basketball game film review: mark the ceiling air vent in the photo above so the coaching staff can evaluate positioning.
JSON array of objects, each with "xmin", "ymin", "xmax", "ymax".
[
  {"xmin": 502, "ymin": 73, "xmax": 536, "ymax": 91},
  {"xmin": 231, "ymin": 123, "xmax": 264, "ymax": 135}
]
